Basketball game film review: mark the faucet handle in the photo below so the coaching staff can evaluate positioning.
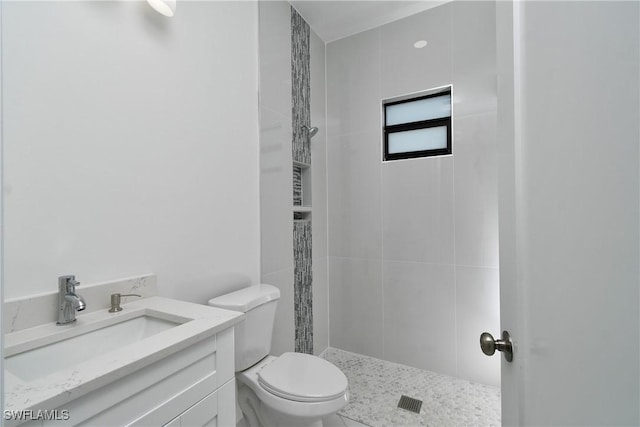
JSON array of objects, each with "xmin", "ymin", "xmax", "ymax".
[
  {"xmin": 108, "ymin": 293, "xmax": 142, "ymax": 313},
  {"xmin": 59, "ymin": 275, "xmax": 77, "ymax": 284},
  {"xmin": 59, "ymin": 275, "xmax": 80, "ymax": 291}
]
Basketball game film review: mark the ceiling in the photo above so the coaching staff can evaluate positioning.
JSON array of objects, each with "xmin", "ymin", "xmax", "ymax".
[{"xmin": 288, "ymin": 1, "xmax": 450, "ymax": 43}]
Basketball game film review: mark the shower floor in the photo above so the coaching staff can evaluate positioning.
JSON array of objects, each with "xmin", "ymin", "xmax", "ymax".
[{"xmin": 322, "ymin": 348, "xmax": 501, "ymax": 427}]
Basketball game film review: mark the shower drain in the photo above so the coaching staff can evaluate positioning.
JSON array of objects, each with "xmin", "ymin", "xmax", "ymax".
[{"xmin": 397, "ymin": 395, "xmax": 423, "ymax": 414}]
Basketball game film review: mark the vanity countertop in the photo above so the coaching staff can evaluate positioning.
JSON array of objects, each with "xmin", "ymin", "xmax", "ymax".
[{"xmin": 4, "ymin": 296, "xmax": 244, "ymax": 414}]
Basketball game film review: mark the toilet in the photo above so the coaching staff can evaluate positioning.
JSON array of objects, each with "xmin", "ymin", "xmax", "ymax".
[{"xmin": 208, "ymin": 283, "xmax": 349, "ymax": 427}]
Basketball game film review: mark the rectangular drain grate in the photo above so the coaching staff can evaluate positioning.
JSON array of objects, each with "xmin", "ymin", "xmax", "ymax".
[{"xmin": 397, "ymin": 395, "xmax": 423, "ymax": 414}]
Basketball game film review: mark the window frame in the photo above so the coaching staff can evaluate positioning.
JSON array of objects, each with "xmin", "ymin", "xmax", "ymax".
[{"xmin": 383, "ymin": 87, "xmax": 452, "ymax": 161}]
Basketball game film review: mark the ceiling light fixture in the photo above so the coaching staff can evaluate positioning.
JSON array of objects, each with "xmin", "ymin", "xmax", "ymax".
[
  {"xmin": 146, "ymin": 0, "xmax": 176, "ymax": 17},
  {"xmin": 414, "ymin": 40, "xmax": 428, "ymax": 49}
]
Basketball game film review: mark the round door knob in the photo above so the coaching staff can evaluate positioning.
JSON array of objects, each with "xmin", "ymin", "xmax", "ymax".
[
  {"xmin": 480, "ymin": 330, "xmax": 513, "ymax": 362},
  {"xmin": 480, "ymin": 332, "xmax": 497, "ymax": 355}
]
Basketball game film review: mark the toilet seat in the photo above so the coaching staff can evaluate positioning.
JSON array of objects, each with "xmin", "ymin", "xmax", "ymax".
[
  {"xmin": 258, "ymin": 352, "xmax": 348, "ymax": 403},
  {"xmin": 237, "ymin": 355, "xmax": 350, "ymax": 423}
]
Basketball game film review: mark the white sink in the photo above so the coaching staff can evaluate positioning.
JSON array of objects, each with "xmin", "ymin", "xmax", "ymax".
[
  {"xmin": 4, "ymin": 296, "xmax": 245, "ymax": 420},
  {"xmin": 5, "ymin": 314, "xmax": 180, "ymax": 381}
]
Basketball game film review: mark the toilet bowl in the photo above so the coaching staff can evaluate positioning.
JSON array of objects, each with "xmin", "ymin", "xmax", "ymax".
[
  {"xmin": 236, "ymin": 353, "xmax": 348, "ymax": 427},
  {"xmin": 208, "ymin": 283, "xmax": 349, "ymax": 427}
]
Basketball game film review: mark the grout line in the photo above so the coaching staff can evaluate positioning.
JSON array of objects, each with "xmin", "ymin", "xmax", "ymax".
[
  {"xmin": 324, "ymin": 34, "xmax": 332, "ymax": 351},
  {"xmin": 327, "ymin": 255, "xmax": 498, "ymax": 271},
  {"xmin": 262, "ymin": 265, "xmax": 294, "ymax": 279},
  {"xmin": 449, "ymin": 2, "xmax": 459, "ymax": 379},
  {"xmin": 255, "ymin": 0, "xmax": 263, "ymax": 282},
  {"xmin": 0, "ymin": 0, "xmax": 5, "ymax": 413},
  {"xmin": 376, "ymin": 27, "xmax": 386, "ymax": 362}
]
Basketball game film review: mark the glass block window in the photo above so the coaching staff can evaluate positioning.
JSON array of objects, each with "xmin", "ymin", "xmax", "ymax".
[{"xmin": 383, "ymin": 87, "xmax": 452, "ymax": 161}]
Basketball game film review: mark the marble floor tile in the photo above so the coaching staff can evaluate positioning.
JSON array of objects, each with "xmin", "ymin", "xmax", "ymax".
[{"xmin": 323, "ymin": 348, "xmax": 500, "ymax": 427}]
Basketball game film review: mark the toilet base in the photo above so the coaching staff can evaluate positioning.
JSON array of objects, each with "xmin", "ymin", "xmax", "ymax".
[{"xmin": 238, "ymin": 383, "xmax": 324, "ymax": 427}]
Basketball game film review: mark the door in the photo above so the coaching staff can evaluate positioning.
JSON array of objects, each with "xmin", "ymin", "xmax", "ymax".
[{"xmin": 496, "ymin": 1, "xmax": 639, "ymax": 425}]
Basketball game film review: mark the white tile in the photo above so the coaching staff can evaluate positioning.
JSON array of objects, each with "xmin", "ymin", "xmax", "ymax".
[
  {"xmin": 382, "ymin": 261, "xmax": 456, "ymax": 377},
  {"xmin": 310, "ymin": 29, "xmax": 327, "ymax": 143},
  {"xmin": 327, "ymin": 131, "xmax": 382, "ymax": 260},
  {"xmin": 452, "ymin": 0, "xmax": 497, "ymax": 118},
  {"xmin": 329, "ymin": 257, "xmax": 384, "ymax": 359},
  {"xmin": 453, "ymin": 112, "xmax": 499, "ymax": 268},
  {"xmin": 313, "ymin": 256, "xmax": 329, "ymax": 355},
  {"xmin": 311, "ymin": 138, "xmax": 328, "ymax": 259},
  {"xmin": 311, "ymin": 29, "xmax": 328, "ymax": 261},
  {"xmin": 311, "ymin": 25, "xmax": 329, "ymax": 358},
  {"xmin": 326, "ymin": 28, "xmax": 381, "ymax": 137},
  {"xmin": 381, "ymin": 156, "xmax": 455, "ymax": 265},
  {"xmin": 258, "ymin": 1, "xmax": 292, "ymax": 117},
  {"xmin": 260, "ymin": 108, "xmax": 294, "ymax": 275},
  {"xmin": 262, "ymin": 268, "xmax": 295, "ymax": 356},
  {"xmin": 380, "ymin": 3, "xmax": 452, "ymax": 100},
  {"xmin": 455, "ymin": 266, "xmax": 501, "ymax": 387}
]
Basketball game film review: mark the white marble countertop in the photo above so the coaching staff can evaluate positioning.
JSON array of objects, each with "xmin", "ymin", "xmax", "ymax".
[{"xmin": 4, "ymin": 296, "xmax": 244, "ymax": 414}]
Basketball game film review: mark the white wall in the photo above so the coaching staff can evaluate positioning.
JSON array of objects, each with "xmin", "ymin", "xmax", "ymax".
[
  {"xmin": 259, "ymin": 0, "xmax": 295, "ymax": 356},
  {"xmin": 258, "ymin": 2, "xmax": 328, "ymax": 356},
  {"xmin": 2, "ymin": 1, "xmax": 260, "ymax": 301},
  {"xmin": 326, "ymin": 1, "xmax": 500, "ymax": 386}
]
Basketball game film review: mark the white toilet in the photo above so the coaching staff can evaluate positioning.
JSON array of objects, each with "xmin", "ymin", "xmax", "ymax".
[{"xmin": 208, "ymin": 283, "xmax": 349, "ymax": 427}]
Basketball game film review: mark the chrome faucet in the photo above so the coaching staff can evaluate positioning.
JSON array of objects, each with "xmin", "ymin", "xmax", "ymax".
[{"xmin": 57, "ymin": 275, "xmax": 86, "ymax": 325}]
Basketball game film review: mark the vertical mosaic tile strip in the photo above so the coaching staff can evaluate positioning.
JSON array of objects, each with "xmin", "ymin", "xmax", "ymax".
[
  {"xmin": 291, "ymin": 7, "xmax": 311, "ymax": 165},
  {"xmin": 291, "ymin": 6, "xmax": 313, "ymax": 355},
  {"xmin": 293, "ymin": 220, "xmax": 313, "ymax": 354},
  {"xmin": 293, "ymin": 165, "xmax": 302, "ymax": 206}
]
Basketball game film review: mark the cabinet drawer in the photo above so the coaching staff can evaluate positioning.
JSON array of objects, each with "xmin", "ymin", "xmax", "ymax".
[
  {"xmin": 42, "ymin": 328, "xmax": 234, "ymax": 427},
  {"xmin": 162, "ymin": 379, "xmax": 236, "ymax": 427}
]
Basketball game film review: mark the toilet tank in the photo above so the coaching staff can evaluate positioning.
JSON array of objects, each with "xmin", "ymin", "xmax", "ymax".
[{"xmin": 208, "ymin": 284, "xmax": 280, "ymax": 371}]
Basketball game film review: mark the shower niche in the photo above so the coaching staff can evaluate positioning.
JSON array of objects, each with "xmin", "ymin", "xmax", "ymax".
[{"xmin": 293, "ymin": 161, "xmax": 312, "ymax": 214}]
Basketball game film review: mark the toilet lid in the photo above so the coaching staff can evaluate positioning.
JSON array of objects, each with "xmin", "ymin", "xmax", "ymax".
[{"xmin": 258, "ymin": 352, "xmax": 348, "ymax": 403}]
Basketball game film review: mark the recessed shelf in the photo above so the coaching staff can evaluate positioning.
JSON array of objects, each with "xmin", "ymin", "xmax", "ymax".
[
  {"xmin": 294, "ymin": 210, "xmax": 311, "ymax": 221},
  {"xmin": 293, "ymin": 160, "xmax": 311, "ymax": 169},
  {"xmin": 293, "ymin": 206, "xmax": 312, "ymax": 213},
  {"xmin": 293, "ymin": 164, "xmax": 312, "ymax": 207}
]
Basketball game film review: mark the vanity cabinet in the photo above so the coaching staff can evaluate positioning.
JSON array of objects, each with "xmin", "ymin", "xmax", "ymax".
[
  {"xmin": 162, "ymin": 380, "xmax": 235, "ymax": 427},
  {"xmin": 37, "ymin": 328, "xmax": 236, "ymax": 427}
]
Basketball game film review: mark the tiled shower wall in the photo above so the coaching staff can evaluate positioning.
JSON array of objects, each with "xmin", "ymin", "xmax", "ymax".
[
  {"xmin": 326, "ymin": 1, "xmax": 500, "ymax": 387},
  {"xmin": 258, "ymin": 1, "xmax": 328, "ymax": 357}
]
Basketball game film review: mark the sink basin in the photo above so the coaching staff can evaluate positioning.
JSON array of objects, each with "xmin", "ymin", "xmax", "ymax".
[{"xmin": 5, "ymin": 315, "xmax": 180, "ymax": 381}]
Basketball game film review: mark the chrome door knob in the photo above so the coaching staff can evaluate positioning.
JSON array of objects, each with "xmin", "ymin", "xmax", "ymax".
[{"xmin": 480, "ymin": 330, "xmax": 513, "ymax": 362}]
